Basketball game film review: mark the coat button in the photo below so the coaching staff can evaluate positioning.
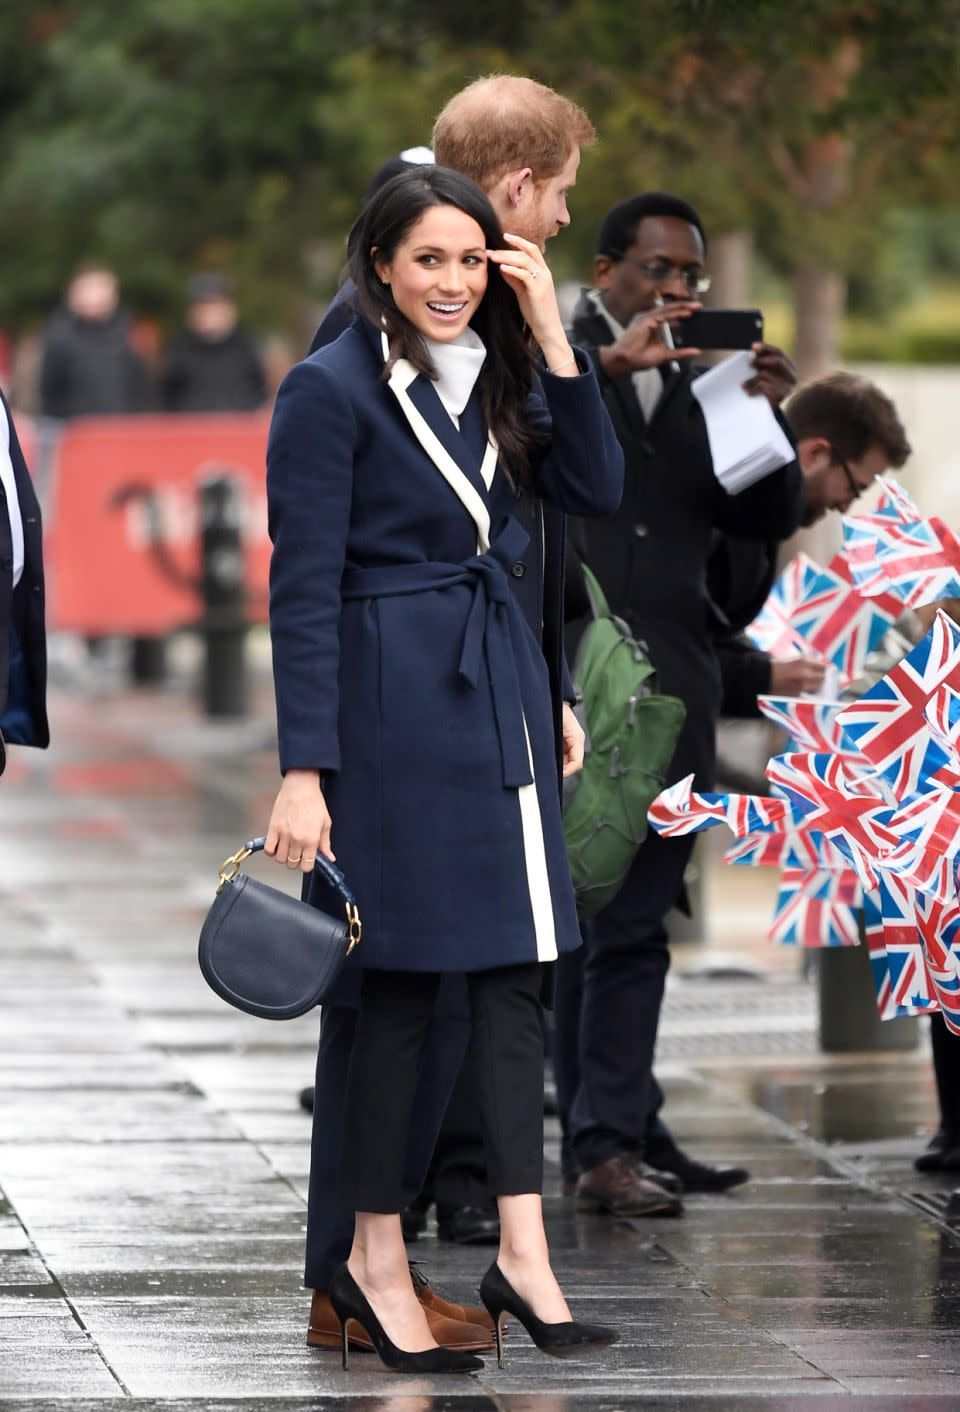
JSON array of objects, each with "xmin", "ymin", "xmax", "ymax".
[
  {"xmin": 511, "ymin": 562, "xmax": 526, "ymax": 578},
  {"xmin": 633, "ymin": 523, "xmax": 648, "ymax": 539},
  {"xmin": 640, "ymin": 440, "xmax": 655, "ymax": 455}
]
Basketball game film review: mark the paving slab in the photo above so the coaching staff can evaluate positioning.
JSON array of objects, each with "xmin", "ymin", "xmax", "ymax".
[{"xmin": 2, "ymin": 682, "xmax": 959, "ymax": 1406}]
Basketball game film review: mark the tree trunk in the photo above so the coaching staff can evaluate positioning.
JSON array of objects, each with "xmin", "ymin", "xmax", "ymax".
[
  {"xmin": 792, "ymin": 261, "xmax": 846, "ymax": 380},
  {"xmin": 706, "ymin": 229, "xmax": 754, "ymax": 309}
]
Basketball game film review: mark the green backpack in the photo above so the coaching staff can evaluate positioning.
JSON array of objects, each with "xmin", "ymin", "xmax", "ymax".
[{"xmin": 563, "ymin": 565, "xmax": 686, "ymax": 915}]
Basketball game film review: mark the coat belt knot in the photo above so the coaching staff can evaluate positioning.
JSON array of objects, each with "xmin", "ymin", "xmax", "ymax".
[{"xmin": 341, "ymin": 517, "xmax": 533, "ymax": 789}]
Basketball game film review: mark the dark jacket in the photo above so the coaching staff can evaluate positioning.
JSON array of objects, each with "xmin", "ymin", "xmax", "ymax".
[
  {"xmin": 163, "ymin": 327, "xmax": 267, "ymax": 413},
  {"xmin": 39, "ymin": 307, "xmax": 152, "ymax": 419},
  {"xmin": 0, "ymin": 390, "xmax": 48, "ymax": 765},
  {"xmin": 568, "ymin": 290, "xmax": 803, "ymax": 786},
  {"xmin": 269, "ymin": 313, "xmax": 623, "ymax": 972},
  {"xmin": 707, "ymin": 533, "xmax": 778, "ymax": 717}
]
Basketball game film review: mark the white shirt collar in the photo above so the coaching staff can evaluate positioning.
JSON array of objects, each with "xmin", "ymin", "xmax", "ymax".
[
  {"xmin": 587, "ymin": 287, "xmax": 625, "ymax": 340},
  {"xmin": 423, "ymin": 328, "xmax": 486, "ymax": 425},
  {"xmin": 0, "ymin": 403, "xmax": 24, "ymax": 589}
]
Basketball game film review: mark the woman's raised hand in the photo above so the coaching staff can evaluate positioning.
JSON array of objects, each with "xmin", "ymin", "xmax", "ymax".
[
  {"xmin": 264, "ymin": 769, "xmax": 334, "ymax": 872},
  {"xmin": 487, "ymin": 234, "xmax": 574, "ymax": 372}
]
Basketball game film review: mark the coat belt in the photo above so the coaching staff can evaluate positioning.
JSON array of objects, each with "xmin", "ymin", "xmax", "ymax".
[{"xmin": 341, "ymin": 518, "xmax": 534, "ymax": 788}]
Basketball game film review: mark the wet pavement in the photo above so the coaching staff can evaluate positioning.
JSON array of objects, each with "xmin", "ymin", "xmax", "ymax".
[{"xmin": 2, "ymin": 659, "xmax": 960, "ymax": 1407}]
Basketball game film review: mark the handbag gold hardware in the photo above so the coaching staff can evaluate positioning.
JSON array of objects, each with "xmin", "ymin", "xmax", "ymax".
[{"xmin": 215, "ymin": 846, "xmax": 361, "ymax": 954}]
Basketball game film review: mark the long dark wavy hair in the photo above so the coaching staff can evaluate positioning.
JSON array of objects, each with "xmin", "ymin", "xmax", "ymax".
[{"xmin": 346, "ymin": 165, "xmax": 543, "ymax": 492}]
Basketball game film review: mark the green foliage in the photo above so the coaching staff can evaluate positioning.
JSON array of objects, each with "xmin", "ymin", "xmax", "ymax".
[{"xmin": 0, "ymin": 0, "xmax": 958, "ymax": 341}]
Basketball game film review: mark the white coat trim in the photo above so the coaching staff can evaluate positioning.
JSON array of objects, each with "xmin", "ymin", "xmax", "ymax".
[
  {"xmin": 383, "ymin": 333, "xmax": 557, "ymax": 965},
  {"xmin": 517, "ymin": 720, "xmax": 559, "ymax": 963},
  {"xmin": 385, "ymin": 337, "xmax": 497, "ymax": 551}
]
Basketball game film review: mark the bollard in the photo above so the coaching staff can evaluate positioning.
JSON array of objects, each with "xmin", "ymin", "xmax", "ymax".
[
  {"xmin": 131, "ymin": 635, "xmax": 168, "ymax": 685},
  {"xmin": 199, "ymin": 474, "xmax": 247, "ymax": 718},
  {"xmin": 818, "ymin": 913, "xmax": 919, "ymax": 1053}
]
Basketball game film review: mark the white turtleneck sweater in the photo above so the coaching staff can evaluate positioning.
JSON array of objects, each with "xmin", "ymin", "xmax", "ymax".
[{"xmin": 423, "ymin": 327, "xmax": 487, "ymax": 428}]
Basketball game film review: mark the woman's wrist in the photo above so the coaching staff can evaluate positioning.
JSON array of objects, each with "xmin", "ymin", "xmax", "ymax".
[{"xmin": 540, "ymin": 335, "xmax": 578, "ymax": 377}]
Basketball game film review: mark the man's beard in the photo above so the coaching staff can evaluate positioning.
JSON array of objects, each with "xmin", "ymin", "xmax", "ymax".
[{"xmin": 509, "ymin": 194, "xmax": 552, "ymax": 251}]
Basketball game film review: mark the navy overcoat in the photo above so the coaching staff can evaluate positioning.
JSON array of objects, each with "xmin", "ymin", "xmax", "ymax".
[
  {"xmin": 267, "ymin": 316, "xmax": 623, "ymax": 973},
  {"xmin": 0, "ymin": 390, "xmax": 48, "ymax": 761}
]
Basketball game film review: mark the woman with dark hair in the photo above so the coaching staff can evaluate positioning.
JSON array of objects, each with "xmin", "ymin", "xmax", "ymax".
[{"xmin": 264, "ymin": 165, "xmax": 622, "ymax": 1374}]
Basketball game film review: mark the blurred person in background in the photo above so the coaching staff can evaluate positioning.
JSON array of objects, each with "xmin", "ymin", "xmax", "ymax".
[
  {"xmin": 39, "ymin": 263, "xmax": 152, "ymax": 419},
  {"xmin": 0, "ymin": 388, "xmax": 47, "ymax": 777},
  {"xmin": 298, "ymin": 74, "xmax": 602, "ymax": 1358},
  {"xmin": 163, "ymin": 274, "xmax": 267, "ymax": 413},
  {"xmin": 556, "ymin": 192, "xmax": 804, "ymax": 1219},
  {"xmin": 710, "ymin": 371, "xmax": 912, "ymax": 720}
]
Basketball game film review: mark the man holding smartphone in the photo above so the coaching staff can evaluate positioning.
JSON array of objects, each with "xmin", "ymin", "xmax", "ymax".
[{"xmin": 556, "ymin": 192, "xmax": 804, "ymax": 1216}]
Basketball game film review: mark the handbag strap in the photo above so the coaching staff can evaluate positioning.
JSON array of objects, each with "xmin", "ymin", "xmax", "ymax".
[{"xmin": 216, "ymin": 836, "xmax": 361, "ymax": 951}]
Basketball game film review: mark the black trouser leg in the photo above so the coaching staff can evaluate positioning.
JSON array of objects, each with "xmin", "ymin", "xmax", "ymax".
[
  {"xmin": 305, "ymin": 990, "xmax": 471, "ymax": 1287},
  {"xmin": 338, "ymin": 964, "xmax": 545, "ymax": 1212},
  {"xmin": 930, "ymin": 1012, "xmax": 960, "ymax": 1137},
  {"xmin": 304, "ymin": 1005, "xmax": 357, "ymax": 1288},
  {"xmin": 427, "ymin": 1038, "xmax": 491, "ymax": 1210},
  {"xmin": 569, "ymin": 831, "xmax": 693, "ymax": 1172},
  {"xmin": 468, "ymin": 961, "xmax": 545, "ymax": 1195},
  {"xmin": 553, "ymin": 940, "xmax": 584, "ymax": 1182},
  {"xmin": 338, "ymin": 970, "xmax": 442, "ymax": 1212}
]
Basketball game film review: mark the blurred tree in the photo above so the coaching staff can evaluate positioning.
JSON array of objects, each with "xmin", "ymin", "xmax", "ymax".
[
  {"xmin": 1, "ymin": 0, "xmax": 958, "ymax": 369},
  {"xmin": 532, "ymin": 0, "xmax": 960, "ymax": 373},
  {"xmin": 0, "ymin": 0, "xmax": 453, "ymax": 332}
]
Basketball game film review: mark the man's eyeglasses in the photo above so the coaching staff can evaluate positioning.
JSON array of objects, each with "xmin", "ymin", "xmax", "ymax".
[
  {"xmin": 833, "ymin": 450, "xmax": 867, "ymax": 500},
  {"xmin": 618, "ymin": 256, "xmax": 711, "ymax": 295}
]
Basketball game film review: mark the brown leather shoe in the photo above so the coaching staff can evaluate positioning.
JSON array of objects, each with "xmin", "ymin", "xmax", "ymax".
[
  {"xmin": 307, "ymin": 1283, "xmax": 494, "ymax": 1353},
  {"xmin": 409, "ymin": 1261, "xmax": 495, "ymax": 1333},
  {"xmin": 575, "ymin": 1154, "xmax": 684, "ymax": 1217}
]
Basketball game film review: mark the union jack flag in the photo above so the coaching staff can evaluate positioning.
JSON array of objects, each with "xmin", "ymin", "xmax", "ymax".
[
  {"xmin": 723, "ymin": 830, "xmax": 849, "ymax": 871},
  {"xmin": 835, "ymin": 611, "xmax": 960, "ymax": 798},
  {"xmin": 764, "ymin": 752, "xmax": 891, "ymax": 891},
  {"xmin": 770, "ymin": 868, "xmax": 862, "ymax": 947},
  {"xmin": 877, "ymin": 875, "xmax": 939, "ymax": 1014},
  {"xmin": 647, "ymin": 774, "xmax": 788, "ymax": 838},
  {"xmin": 862, "ymin": 886, "xmax": 935, "ymax": 1020},
  {"xmin": 747, "ymin": 553, "xmax": 899, "ymax": 683},
  {"xmin": 880, "ymin": 786, "xmax": 960, "ymax": 902},
  {"xmin": 916, "ymin": 892, "xmax": 960, "ymax": 1035},
  {"xmin": 757, "ymin": 696, "xmax": 854, "ymax": 757},
  {"xmin": 925, "ymin": 682, "xmax": 960, "ymax": 760},
  {"xmin": 843, "ymin": 477, "xmax": 960, "ymax": 609}
]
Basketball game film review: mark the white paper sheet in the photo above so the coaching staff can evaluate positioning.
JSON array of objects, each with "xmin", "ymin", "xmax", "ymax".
[{"xmin": 691, "ymin": 350, "xmax": 795, "ymax": 494}]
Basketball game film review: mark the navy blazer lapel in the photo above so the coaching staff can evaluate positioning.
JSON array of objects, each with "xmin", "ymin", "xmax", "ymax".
[
  {"xmin": 404, "ymin": 375, "xmax": 489, "ymax": 503},
  {"xmin": 458, "ymin": 390, "xmax": 490, "ymax": 474}
]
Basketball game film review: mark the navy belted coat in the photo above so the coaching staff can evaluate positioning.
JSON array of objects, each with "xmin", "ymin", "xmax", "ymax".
[{"xmin": 267, "ymin": 316, "xmax": 623, "ymax": 973}]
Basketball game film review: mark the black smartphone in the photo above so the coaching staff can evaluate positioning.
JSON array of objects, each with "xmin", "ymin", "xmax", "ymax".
[{"xmin": 671, "ymin": 308, "xmax": 764, "ymax": 350}]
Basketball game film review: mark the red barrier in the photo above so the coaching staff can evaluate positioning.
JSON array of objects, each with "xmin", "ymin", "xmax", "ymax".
[{"xmin": 45, "ymin": 414, "xmax": 271, "ymax": 633}]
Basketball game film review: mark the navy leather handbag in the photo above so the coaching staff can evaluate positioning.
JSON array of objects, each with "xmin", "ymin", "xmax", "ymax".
[{"xmin": 198, "ymin": 837, "xmax": 362, "ymax": 1020}]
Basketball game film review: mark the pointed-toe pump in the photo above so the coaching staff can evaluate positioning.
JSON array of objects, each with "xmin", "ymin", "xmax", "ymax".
[
  {"xmin": 328, "ymin": 1264, "xmax": 484, "ymax": 1375},
  {"xmin": 479, "ymin": 1262, "xmax": 618, "ymax": 1367}
]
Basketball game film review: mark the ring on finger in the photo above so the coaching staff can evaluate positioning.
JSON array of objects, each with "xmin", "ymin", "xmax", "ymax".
[
  {"xmin": 288, "ymin": 854, "xmax": 302, "ymax": 865},
  {"xmin": 530, "ymin": 267, "xmax": 541, "ymax": 279}
]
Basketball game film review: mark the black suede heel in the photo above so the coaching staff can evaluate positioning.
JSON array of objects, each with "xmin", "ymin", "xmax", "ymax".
[
  {"xmin": 328, "ymin": 1264, "xmax": 484, "ymax": 1374},
  {"xmin": 479, "ymin": 1261, "xmax": 618, "ymax": 1368}
]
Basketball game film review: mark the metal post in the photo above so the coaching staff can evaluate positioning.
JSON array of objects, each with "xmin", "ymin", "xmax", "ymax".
[
  {"xmin": 199, "ymin": 474, "xmax": 247, "ymax": 718},
  {"xmin": 131, "ymin": 636, "xmax": 168, "ymax": 685}
]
